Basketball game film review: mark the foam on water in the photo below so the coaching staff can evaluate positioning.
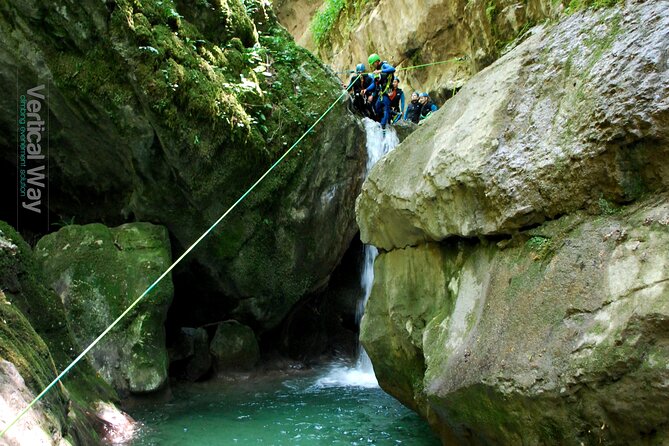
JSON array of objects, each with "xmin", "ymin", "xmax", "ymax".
[{"xmin": 317, "ymin": 118, "xmax": 400, "ymax": 388}]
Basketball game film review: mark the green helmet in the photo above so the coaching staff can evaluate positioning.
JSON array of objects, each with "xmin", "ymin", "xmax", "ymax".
[{"xmin": 368, "ymin": 53, "xmax": 381, "ymax": 65}]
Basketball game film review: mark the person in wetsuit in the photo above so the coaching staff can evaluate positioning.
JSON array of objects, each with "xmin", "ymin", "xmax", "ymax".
[
  {"xmin": 388, "ymin": 78, "xmax": 405, "ymax": 122},
  {"xmin": 418, "ymin": 92, "xmax": 438, "ymax": 121},
  {"xmin": 405, "ymin": 92, "xmax": 421, "ymax": 123},
  {"xmin": 347, "ymin": 63, "xmax": 373, "ymax": 116},
  {"xmin": 365, "ymin": 53, "xmax": 396, "ymax": 129}
]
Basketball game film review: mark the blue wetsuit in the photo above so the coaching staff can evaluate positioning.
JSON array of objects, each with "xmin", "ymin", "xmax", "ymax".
[{"xmin": 365, "ymin": 62, "xmax": 396, "ymax": 127}]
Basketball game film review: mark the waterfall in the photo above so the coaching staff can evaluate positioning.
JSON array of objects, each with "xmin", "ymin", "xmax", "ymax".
[
  {"xmin": 316, "ymin": 118, "xmax": 400, "ymax": 388},
  {"xmin": 355, "ymin": 119, "xmax": 399, "ymax": 375}
]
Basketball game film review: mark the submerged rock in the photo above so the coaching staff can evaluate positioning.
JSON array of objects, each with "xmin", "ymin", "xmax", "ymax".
[
  {"xmin": 210, "ymin": 321, "xmax": 260, "ymax": 371},
  {"xmin": 357, "ymin": 2, "xmax": 669, "ymax": 251},
  {"xmin": 361, "ymin": 195, "xmax": 669, "ymax": 445},
  {"xmin": 35, "ymin": 223, "xmax": 173, "ymax": 395}
]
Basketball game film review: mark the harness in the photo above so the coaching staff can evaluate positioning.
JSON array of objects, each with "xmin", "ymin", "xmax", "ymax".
[{"xmin": 375, "ymin": 61, "xmax": 394, "ymax": 96}]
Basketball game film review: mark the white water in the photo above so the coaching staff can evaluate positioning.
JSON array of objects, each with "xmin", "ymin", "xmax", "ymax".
[{"xmin": 317, "ymin": 118, "xmax": 400, "ymax": 388}]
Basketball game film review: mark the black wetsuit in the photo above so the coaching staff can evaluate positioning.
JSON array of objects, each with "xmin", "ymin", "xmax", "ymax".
[
  {"xmin": 405, "ymin": 100, "xmax": 421, "ymax": 123},
  {"xmin": 348, "ymin": 74, "xmax": 373, "ymax": 115},
  {"xmin": 389, "ymin": 87, "xmax": 404, "ymax": 119},
  {"xmin": 420, "ymin": 100, "xmax": 438, "ymax": 120}
]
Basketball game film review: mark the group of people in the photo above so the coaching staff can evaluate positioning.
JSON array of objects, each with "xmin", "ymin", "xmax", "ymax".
[{"xmin": 346, "ymin": 54, "xmax": 439, "ymax": 128}]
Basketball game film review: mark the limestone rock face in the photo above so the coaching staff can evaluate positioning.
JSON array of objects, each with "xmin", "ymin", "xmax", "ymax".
[
  {"xmin": 0, "ymin": 0, "xmax": 366, "ymax": 331},
  {"xmin": 361, "ymin": 196, "xmax": 669, "ymax": 445},
  {"xmin": 275, "ymin": 0, "xmax": 561, "ymax": 98},
  {"xmin": 357, "ymin": 2, "xmax": 669, "ymax": 444},
  {"xmin": 356, "ymin": 2, "xmax": 669, "ymax": 251},
  {"xmin": 0, "ymin": 360, "xmax": 69, "ymax": 446},
  {"xmin": 209, "ymin": 321, "xmax": 260, "ymax": 371},
  {"xmin": 36, "ymin": 223, "xmax": 174, "ymax": 395}
]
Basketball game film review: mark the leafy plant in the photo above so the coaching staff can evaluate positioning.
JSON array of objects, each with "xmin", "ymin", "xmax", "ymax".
[
  {"xmin": 51, "ymin": 216, "xmax": 76, "ymax": 229},
  {"xmin": 597, "ymin": 196, "xmax": 619, "ymax": 215},
  {"xmin": 565, "ymin": 0, "xmax": 622, "ymax": 14},
  {"xmin": 311, "ymin": 0, "xmax": 345, "ymax": 47},
  {"xmin": 526, "ymin": 236, "xmax": 553, "ymax": 260}
]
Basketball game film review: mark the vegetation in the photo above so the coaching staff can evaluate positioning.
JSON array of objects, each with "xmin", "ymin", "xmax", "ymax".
[
  {"xmin": 311, "ymin": 0, "xmax": 345, "ymax": 47},
  {"xmin": 564, "ymin": 0, "xmax": 622, "ymax": 14},
  {"xmin": 597, "ymin": 197, "xmax": 620, "ymax": 215},
  {"xmin": 526, "ymin": 236, "xmax": 553, "ymax": 260},
  {"xmin": 311, "ymin": 0, "xmax": 372, "ymax": 48}
]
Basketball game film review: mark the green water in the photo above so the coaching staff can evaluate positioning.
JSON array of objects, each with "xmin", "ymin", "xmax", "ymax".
[{"xmin": 128, "ymin": 367, "xmax": 440, "ymax": 445}]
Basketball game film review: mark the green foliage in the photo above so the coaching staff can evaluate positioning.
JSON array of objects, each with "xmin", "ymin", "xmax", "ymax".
[
  {"xmin": 310, "ymin": 0, "xmax": 373, "ymax": 48},
  {"xmin": 51, "ymin": 215, "xmax": 76, "ymax": 228},
  {"xmin": 311, "ymin": 0, "xmax": 345, "ymax": 47},
  {"xmin": 565, "ymin": 0, "xmax": 622, "ymax": 14},
  {"xmin": 597, "ymin": 197, "xmax": 620, "ymax": 215},
  {"xmin": 485, "ymin": 0, "xmax": 498, "ymax": 23},
  {"xmin": 526, "ymin": 236, "xmax": 553, "ymax": 260}
]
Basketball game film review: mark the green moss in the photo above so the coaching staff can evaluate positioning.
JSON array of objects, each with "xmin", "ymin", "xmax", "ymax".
[
  {"xmin": 311, "ymin": 0, "xmax": 373, "ymax": 49},
  {"xmin": 526, "ymin": 236, "xmax": 553, "ymax": 260},
  {"xmin": 485, "ymin": 0, "xmax": 498, "ymax": 23},
  {"xmin": 49, "ymin": 46, "xmax": 136, "ymax": 120},
  {"xmin": 564, "ymin": 0, "xmax": 622, "ymax": 14},
  {"xmin": 311, "ymin": 0, "xmax": 345, "ymax": 47},
  {"xmin": 0, "ymin": 222, "xmax": 117, "ymax": 440},
  {"xmin": 446, "ymin": 385, "xmax": 519, "ymax": 429},
  {"xmin": 35, "ymin": 223, "xmax": 173, "ymax": 393},
  {"xmin": 597, "ymin": 196, "xmax": 620, "ymax": 215}
]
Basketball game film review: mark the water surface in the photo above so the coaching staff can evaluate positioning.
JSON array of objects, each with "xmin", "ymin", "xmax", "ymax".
[{"xmin": 129, "ymin": 366, "xmax": 440, "ymax": 446}]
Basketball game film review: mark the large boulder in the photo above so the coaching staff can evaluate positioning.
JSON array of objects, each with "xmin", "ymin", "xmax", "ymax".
[
  {"xmin": 361, "ymin": 195, "xmax": 669, "ymax": 445},
  {"xmin": 356, "ymin": 2, "xmax": 669, "ymax": 251},
  {"xmin": 0, "ymin": 0, "xmax": 366, "ymax": 331},
  {"xmin": 35, "ymin": 222, "xmax": 173, "ymax": 395},
  {"xmin": 0, "ymin": 222, "xmax": 120, "ymax": 444},
  {"xmin": 358, "ymin": 2, "xmax": 669, "ymax": 444}
]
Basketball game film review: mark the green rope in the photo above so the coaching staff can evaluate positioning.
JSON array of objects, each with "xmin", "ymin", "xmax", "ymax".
[
  {"xmin": 0, "ymin": 76, "xmax": 361, "ymax": 440},
  {"xmin": 396, "ymin": 57, "xmax": 466, "ymax": 72},
  {"xmin": 335, "ymin": 56, "xmax": 466, "ymax": 76}
]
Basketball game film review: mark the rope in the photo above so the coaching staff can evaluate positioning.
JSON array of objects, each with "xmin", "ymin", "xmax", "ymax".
[
  {"xmin": 335, "ymin": 56, "xmax": 466, "ymax": 76},
  {"xmin": 0, "ymin": 75, "xmax": 361, "ymax": 439},
  {"xmin": 397, "ymin": 57, "xmax": 466, "ymax": 72}
]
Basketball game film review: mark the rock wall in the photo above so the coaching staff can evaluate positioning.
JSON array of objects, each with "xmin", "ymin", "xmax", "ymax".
[
  {"xmin": 275, "ymin": 0, "xmax": 563, "ymax": 100},
  {"xmin": 357, "ymin": 2, "xmax": 669, "ymax": 444},
  {"xmin": 357, "ymin": 1, "xmax": 669, "ymax": 250},
  {"xmin": 0, "ymin": 0, "xmax": 366, "ymax": 331},
  {"xmin": 362, "ymin": 197, "xmax": 669, "ymax": 444}
]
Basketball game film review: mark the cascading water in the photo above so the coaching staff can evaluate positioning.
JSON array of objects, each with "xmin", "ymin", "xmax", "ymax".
[
  {"xmin": 316, "ymin": 118, "xmax": 400, "ymax": 388},
  {"xmin": 129, "ymin": 119, "xmax": 440, "ymax": 445}
]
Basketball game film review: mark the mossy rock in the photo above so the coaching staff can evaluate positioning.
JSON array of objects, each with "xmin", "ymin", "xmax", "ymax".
[
  {"xmin": 0, "ymin": 0, "xmax": 365, "ymax": 332},
  {"xmin": 0, "ymin": 221, "xmax": 115, "ymax": 443},
  {"xmin": 209, "ymin": 321, "xmax": 260, "ymax": 371},
  {"xmin": 35, "ymin": 222, "xmax": 174, "ymax": 395}
]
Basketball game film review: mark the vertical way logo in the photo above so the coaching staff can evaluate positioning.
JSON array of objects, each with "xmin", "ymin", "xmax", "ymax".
[{"xmin": 17, "ymin": 81, "xmax": 49, "ymax": 230}]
